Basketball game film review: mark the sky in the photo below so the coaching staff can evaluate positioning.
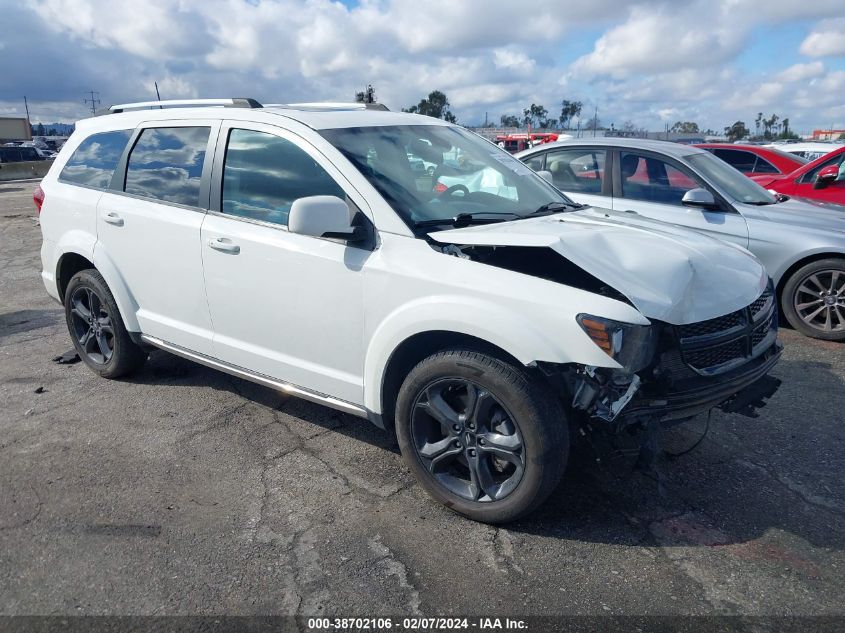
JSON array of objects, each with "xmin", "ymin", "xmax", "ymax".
[{"xmin": 1, "ymin": 0, "xmax": 845, "ymax": 133}]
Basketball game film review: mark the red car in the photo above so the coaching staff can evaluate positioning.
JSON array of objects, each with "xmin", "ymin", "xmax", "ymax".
[
  {"xmin": 695, "ymin": 143, "xmax": 806, "ymax": 177},
  {"xmin": 749, "ymin": 146, "xmax": 845, "ymax": 205}
]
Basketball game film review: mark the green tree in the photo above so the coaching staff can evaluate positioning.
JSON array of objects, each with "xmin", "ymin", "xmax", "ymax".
[
  {"xmin": 558, "ymin": 100, "xmax": 583, "ymax": 129},
  {"xmin": 354, "ymin": 84, "xmax": 376, "ymax": 104},
  {"xmin": 521, "ymin": 103, "xmax": 548, "ymax": 128},
  {"xmin": 403, "ymin": 90, "xmax": 457, "ymax": 122},
  {"xmin": 670, "ymin": 121, "xmax": 700, "ymax": 134},
  {"xmin": 500, "ymin": 114, "xmax": 520, "ymax": 127},
  {"xmin": 724, "ymin": 120, "xmax": 749, "ymax": 141}
]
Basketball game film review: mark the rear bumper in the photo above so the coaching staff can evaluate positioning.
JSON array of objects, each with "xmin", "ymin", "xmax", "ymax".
[{"xmin": 620, "ymin": 342, "xmax": 782, "ymax": 424}]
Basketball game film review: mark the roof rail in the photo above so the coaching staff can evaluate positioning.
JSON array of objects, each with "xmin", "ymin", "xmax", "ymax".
[
  {"xmin": 108, "ymin": 98, "xmax": 262, "ymax": 113},
  {"xmin": 263, "ymin": 102, "xmax": 390, "ymax": 112}
]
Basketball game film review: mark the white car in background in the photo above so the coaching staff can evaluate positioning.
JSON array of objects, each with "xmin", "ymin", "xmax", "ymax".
[{"xmin": 766, "ymin": 142, "xmax": 844, "ymax": 162}]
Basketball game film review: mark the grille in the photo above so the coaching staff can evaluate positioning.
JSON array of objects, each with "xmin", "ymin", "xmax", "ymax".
[
  {"xmin": 685, "ymin": 339, "xmax": 746, "ymax": 371},
  {"xmin": 752, "ymin": 314, "xmax": 774, "ymax": 348},
  {"xmin": 678, "ymin": 310, "xmax": 745, "ymax": 339},
  {"xmin": 674, "ymin": 286, "xmax": 776, "ymax": 376},
  {"xmin": 750, "ymin": 286, "xmax": 774, "ymax": 318}
]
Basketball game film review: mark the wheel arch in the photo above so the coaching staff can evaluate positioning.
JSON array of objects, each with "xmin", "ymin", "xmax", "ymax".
[
  {"xmin": 375, "ymin": 330, "xmax": 525, "ymax": 434},
  {"xmin": 56, "ymin": 251, "xmax": 95, "ymax": 300},
  {"xmin": 55, "ymin": 243, "xmax": 141, "ymax": 333}
]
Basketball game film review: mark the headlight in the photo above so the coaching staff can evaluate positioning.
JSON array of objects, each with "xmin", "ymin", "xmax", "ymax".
[{"xmin": 576, "ymin": 314, "xmax": 657, "ymax": 372}]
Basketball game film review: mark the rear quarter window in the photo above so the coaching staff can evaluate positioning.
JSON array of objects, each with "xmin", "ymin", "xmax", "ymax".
[
  {"xmin": 59, "ymin": 130, "xmax": 132, "ymax": 189},
  {"xmin": 124, "ymin": 126, "xmax": 210, "ymax": 207}
]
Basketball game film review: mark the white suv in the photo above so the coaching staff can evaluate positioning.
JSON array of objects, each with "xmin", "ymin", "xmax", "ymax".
[{"xmin": 36, "ymin": 99, "xmax": 782, "ymax": 522}]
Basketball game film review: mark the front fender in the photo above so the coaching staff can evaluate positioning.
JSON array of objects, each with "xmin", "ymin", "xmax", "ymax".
[{"xmin": 362, "ymin": 294, "xmax": 621, "ymax": 415}]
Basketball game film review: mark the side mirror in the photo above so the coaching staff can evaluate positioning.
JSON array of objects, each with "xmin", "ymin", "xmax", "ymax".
[
  {"xmin": 814, "ymin": 165, "xmax": 839, "ymax": 190},
  {"xmin": 288, "ymin": 195, "xmax": 366, "ymax": 242},
  {"xmin": 537, "ymin": 170, "xmax": 554, "ymax": 184},
  {"xmin": 681, "ymin": 188, "xmax": 719, "ymax": 210}
]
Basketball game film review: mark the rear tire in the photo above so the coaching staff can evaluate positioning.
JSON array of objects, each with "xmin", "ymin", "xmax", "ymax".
[
  {"xmin": 781, "ymin": 258, "xmax": 845, "ymax": 341},
  {"xmin": 64, "ymin": 269, "xmax": 147, "ymax": 378},
  {"xmin": 395, "ymin": 350, "xmax": 568, "ymax": 523}
]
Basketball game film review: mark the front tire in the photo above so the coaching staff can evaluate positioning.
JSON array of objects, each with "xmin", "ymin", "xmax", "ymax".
[
  {"xmin": 395, "ymin": 350, "xmax": 568, "ymax": 523},
  {"xmin": 781, "ymin": 258, "xmax": 845, "ymax": 341},
  {"xmin": 64, "ymin": 269, "xmax": 147, "ymax": 378}
]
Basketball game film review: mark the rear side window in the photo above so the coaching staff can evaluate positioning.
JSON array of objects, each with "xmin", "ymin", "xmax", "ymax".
[
  {"xmin": 543, "ymin": 148, "xmax": 605, "ymax": 193},
  {"xmin": 221, "ymin": 128, "xmax": 344, "ymax": 226},
  {"xmin": 713, "ymin": 149, "xmax": 755, "ymax": 173},
  {"xmin": 125, "ymin": 127, "xmax": 210, "ymax": 207},
  {"xmin": 60, "ymin": 130, "xmax": 132, "ymax": 189},
  {"xmin": 752, "ymin": 156, "xmax": 778, "ymax": 174}
]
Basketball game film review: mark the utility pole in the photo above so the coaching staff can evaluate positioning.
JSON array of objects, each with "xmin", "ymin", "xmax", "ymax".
[
  {"xmin": 592, "ymin": 105, "xmax": 597, "ymax": 137},
  {"xmin": 23, "ymin": 96, "xmax": 31, "ymax": 135},
  {"xmin": 83, "ymin": 90, "xmax": 100, "ymax": 115}
]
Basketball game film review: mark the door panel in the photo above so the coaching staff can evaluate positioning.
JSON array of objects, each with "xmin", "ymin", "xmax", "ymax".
[
  {"xmin": 614, "ymin": 150, "xmax": 749, "ymax": 248},
  {"xmin": 792, "ymin": 151, "xmax": 845, "ymax": 203},
  {"xmin": 96, "ymin": 121, "xmax": 218, "ymax": 354},
  {"xmin": 201, "ymin": 122, "xmax": 371, "ymax": 404},
  {"xmin": 201, "ymin": 215, "xmax": 368, "ymax": 403}
]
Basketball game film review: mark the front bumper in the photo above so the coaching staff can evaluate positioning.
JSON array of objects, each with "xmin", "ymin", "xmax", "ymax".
[{"xmin": 618, "ymin": 341, "xmax": 782, "ymax": 424}]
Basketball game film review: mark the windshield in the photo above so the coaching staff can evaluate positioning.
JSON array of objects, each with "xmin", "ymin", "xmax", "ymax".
[
  {"xmin": 320, "ymin": 125, "xmax": 574, "ymax": 229},
  {"xmin": 686, "ymin": 152, "xmax": 776, "ymax": 205}
]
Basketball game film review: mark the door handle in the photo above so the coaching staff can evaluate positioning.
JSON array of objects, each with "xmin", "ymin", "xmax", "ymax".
[
  {"xmin": 208, "ymin": 237, "xmax": 240, "ymax": 254},
  {"xmin": 102, "ymin": 212, "xmax": 124, "ymax": 226}
]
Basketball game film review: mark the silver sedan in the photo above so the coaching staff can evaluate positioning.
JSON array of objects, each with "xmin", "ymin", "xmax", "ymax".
[{"xmin": 517, "ymin": 138, "xmax": 845, "ymax": 341}]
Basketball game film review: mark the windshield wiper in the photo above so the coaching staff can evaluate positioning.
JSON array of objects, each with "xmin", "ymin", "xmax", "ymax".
[
  {"xmin": 414, "ymin": 212, "xmax": 522, "ymax": 229},
  {"xmin": 525, "ymin": 201, "xmax": 586, "ymax": 216}
]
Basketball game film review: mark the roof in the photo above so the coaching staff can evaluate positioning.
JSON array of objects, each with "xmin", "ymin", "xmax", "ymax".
[
  {"xmin": 76, "ymin": 102, "xmax": 449, "ymax": 134},
  {"xmin": 515, "ymin": 136, "xmax": 707, "ymax": 159}
]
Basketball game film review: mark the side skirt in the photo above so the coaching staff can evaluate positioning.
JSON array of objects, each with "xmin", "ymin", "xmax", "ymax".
[{"xmin": 140, "ymin": 334, "xmax": 369, "ymax": 420}]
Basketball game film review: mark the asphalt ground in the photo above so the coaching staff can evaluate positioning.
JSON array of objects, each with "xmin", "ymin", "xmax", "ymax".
[{"xmin": 1, "ymin": 180, "xmax": 843, "ymax": 629}]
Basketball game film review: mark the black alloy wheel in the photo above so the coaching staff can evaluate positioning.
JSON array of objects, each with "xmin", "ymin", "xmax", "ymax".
[
  {"xmin": 69, "ymin": 285, "xmax": 115, "ymax": 364},
  {"xmin": 411, "ymin": 378, "xmax": 525, "ymax": 502}
]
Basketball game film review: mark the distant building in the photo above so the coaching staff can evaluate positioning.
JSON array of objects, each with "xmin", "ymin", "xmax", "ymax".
[
  {"xmin": 812, "ymin": 129, "xmax": 845, "ymax": 141},
  {"xmin": 0, "ymin": 117, "xmax": 32, "ymax": 143}
]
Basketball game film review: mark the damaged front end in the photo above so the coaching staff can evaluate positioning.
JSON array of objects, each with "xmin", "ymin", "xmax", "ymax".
[{"xmin": 547, "ymin": 284, "xmax": 782, "ymax": 443}]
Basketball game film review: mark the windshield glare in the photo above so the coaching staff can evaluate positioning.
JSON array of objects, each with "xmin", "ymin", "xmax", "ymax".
[
  {"xmin": 320, "ymin": 125, "xmax": 573, "ymax": 228},
  {"xmin": 686, "ymin": 152, "xmax": 776, "ymax": 205}
]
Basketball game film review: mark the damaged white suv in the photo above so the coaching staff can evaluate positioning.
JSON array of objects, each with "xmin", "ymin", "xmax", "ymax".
[{"xmin": 37, "ymin": 99, "xmax": 782, "ymax": 522}]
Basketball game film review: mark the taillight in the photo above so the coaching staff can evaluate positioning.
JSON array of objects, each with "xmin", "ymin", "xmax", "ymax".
[
  {"xmin": 33, "ymin": 184, "xmax": 45, "ymax": 214},
  {"xmin": 433, "ymin": 181, "xmax": 448, "ymax": 193}
]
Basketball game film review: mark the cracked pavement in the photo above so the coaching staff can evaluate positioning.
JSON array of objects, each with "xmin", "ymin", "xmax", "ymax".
[{"xmin": 1, "ymin": 180, "xmax": 844, "ymax": 617}]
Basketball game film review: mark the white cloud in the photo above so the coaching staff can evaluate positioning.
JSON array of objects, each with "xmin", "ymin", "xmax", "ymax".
[
  {"xmin": 9, "ymin": 0, "xmax": 845, "ymax": 133},
  {"xmin": 571, "ymin": 3, "xmax": 745, "ymax": 77},
  {"xmin": 776, "ymin": 61, "xmax": 825, "ymax": 82},
  {"xmin": 800, "ymin": 18, "xmax": 845, "ymax": 57}
]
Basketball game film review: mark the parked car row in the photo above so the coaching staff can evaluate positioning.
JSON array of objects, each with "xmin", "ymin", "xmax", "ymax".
[
  {"xmin": 0, "ymin": 142, "xmax": 56, "ymax": 162},
  {"xmin": 37, "ymin": 99, "xmax": 785, "ymax": 522}
]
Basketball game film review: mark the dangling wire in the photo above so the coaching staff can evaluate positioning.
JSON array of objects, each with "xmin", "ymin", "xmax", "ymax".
[{"xmin": 663, "ymin": 410, "xmax": 712, "ymax": 458}]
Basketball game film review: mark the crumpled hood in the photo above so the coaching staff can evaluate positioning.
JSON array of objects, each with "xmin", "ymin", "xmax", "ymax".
[{"xmin": 430, "ymin": 207, "xmax": 767, "ymax": 325}]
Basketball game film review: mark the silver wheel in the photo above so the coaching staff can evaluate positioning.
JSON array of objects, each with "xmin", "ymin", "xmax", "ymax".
[{"xmin": 793, "ymin": 269, "xmax": 845, "ymax": 334}]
